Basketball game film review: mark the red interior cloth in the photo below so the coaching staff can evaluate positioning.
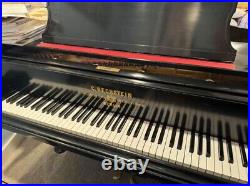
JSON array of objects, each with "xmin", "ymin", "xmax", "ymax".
[{"xmin": 37, "ymin": 42, "xmax": 235, "ymax": 70}]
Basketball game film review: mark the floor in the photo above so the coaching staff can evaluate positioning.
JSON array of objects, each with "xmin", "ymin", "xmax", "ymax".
[{"xmin": 2, "ymin": 134, "xmax": 166, "ymax": 183}]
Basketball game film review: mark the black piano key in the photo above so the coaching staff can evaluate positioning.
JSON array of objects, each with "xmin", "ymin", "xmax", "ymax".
[
  {"xmin": 237, "ymin": 125, "xmax": 247, "ymax": 167},
  {"xmin": 96, "ymin": 106, "xmax": 113, "ymax": 128},
  {"xmin": 59, "ymin": 94, "xmax": 84, "ymax": 118},
  {"xmin": 111, "ymin": 103, "xmax": 130, "ymax": 131},
  {"xmin": 198, "ymin": 117, "xmax": 204, "ymax": 155},
  {"xmin": 63, "ymin": 95, "xmax": 88, "ymax": 119},
  {"xmin": 71, "ymin": 96, "xmax": 95, "ymax": 121},
  {"xmin": 76, "ymin": 97, "xmax": 99, "ymax": 122},
  {"xmin": 20, "ymin": 85, "xmax": 45, "ymax": 107},
  {"xmin": 32, "ymin": 88, "xmax": 62, "ymax": 111},
  {"xmin": 126, "ymin": 106, "xmax": 143, "ymax": 135},
  {"xmin": 177, "ymin": 113, "xmax": 187, "ymax": 150},
  {"xmin": 48, "ymin": 90, "xmax": 74, "ymax": 114},
  {"xmin": 25, "ymin": 86, "xmax": 51, "ymax": 107},
  {"xmin": 133, "ymin": 106, "xmax": 149, "ymax": 137},
  {"xmin": 144, "ymin": 108, "xmax": 158, "ymax": 141},
  {"xmin": 51, "ymin": 91, "xmax": 77, "ymax": 115},
  {"xmin": 6, "ymin": 83, "xmax": 38, "ymax": 104},
  {"xmin": 218, "ymin": 140, "xmax": 224, "ymax": 161},
  {"xmin": 225, "ymin": 122, "xmax": 233, "ymax": 163},
  {"xmin": 158, "ymin": 110, "xmax": 170, "ymax": 144},
  {"xmin": 169, "ymin": 112, "xmax": 180, "ymax": 147},
  {"xmin": 81, "ymin": 98, "xmax": 104, "ymax": 124},
  {"xmin": 116, "ymin": 104, "xmax": 135, "ymax": 132},
  {"xmin": 151, "ymin": 109, "xmax": 164, "ymax": 143},
  {"xmin": 16, "ymin": 85, "xmax": 40, "ymax": 107},
  {"xmin": 239, "ymin": 144, "xmax": 248, "ymax": 167},
  {"xmin": 227, "ymin": 141, "xmax": 234, "ymax": 164},
  {"xmin": 189, "ymin": 115, "xmax": 197, "ymax": 153},
  {"xmin": 20, "ymin": 90, "xmax": 40, "ymax": 107},
  {"xmin": 105, "ymin": 103, "xmax": 125, "ymax": 130},
  {"xmin": 91, "ymin": 104, "xmax": 108, "ymax": 126},
  {"xmin": 244, "ymin": 126, "xmax": 248, "ymax": 144},
  {"xmin": 23, "ymin": 85, "xmax": 51, "ymax": 108},
  {"xmin": 206, "ymin": 118, "xmax": 211, "ymax": 157},
  {"xmin": 15, "ymin": 94, "xmax": 32, "ymax": 107},
  {"xmin": 42, "ymin": 89, "xmax": 69, "ymax": 113},
  {"xmin": 17, "ymin": 84, "xmax": 42, "ymax": 106},
  {"xmin": 218, "ymin": 121, "xmax": 224, "ymax": 161},
  {"xmin": 46, "ymin": 90, "xmax": 72, "ymax": 114}
]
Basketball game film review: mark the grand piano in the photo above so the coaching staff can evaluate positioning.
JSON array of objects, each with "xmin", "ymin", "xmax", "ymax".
[{"xmin": 2, "ymin": 3, "xmax": 248, "ymax": 183}]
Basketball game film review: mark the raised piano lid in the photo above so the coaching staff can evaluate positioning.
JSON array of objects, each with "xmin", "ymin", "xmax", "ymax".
[{"xmin": 42, "ymin": 3, "xmax": 237, "ymax": 62}]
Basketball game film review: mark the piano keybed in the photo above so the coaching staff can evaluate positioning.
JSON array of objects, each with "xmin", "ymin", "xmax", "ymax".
[{"xmin": 2, "ymin": 80, "xmax": 248, "ymax": 183}]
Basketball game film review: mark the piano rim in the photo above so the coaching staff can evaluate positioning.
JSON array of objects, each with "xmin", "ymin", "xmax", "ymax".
[{"xmin": 2, "ymin": 112, "xmax": 237, "ymax": 184}]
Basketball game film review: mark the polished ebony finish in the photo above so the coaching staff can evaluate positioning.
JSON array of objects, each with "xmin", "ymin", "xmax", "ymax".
[{"xmin": 43, "ymin": 3, "xmax": 237, "ymax": 62}]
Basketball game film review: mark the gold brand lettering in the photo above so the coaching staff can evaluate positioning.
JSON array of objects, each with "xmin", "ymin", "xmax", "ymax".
[{"xmin": 90, "ymin": 86, "xmax": 133, "ymax": 107}]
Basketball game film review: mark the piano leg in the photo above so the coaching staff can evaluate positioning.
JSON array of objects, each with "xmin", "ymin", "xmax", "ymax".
[{"xmin": 54, "ymin": 146, "xmax": 66, "ymax": 154}]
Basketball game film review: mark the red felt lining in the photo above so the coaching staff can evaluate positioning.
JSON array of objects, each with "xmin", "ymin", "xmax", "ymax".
[{"xmin": 37, "ymin": 42, "xmax": 235, "ymax": 70}]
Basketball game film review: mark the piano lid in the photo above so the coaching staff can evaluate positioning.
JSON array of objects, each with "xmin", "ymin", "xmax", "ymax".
[{"xmin": 43, "ymin": 2, "xmax": 237, "ymax": 62}]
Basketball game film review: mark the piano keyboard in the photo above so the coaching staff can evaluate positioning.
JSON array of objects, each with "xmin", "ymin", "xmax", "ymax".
[{"xmin": 2, "ymin": 81, "xmax": 248, "ymax": 183}]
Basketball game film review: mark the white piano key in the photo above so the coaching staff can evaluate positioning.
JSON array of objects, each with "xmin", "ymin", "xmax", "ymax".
[
  {"xmin": 176, "ymin": 131, "xmax": 188, "ymax": 165},
  {"xmin": 222, "ymin": 140, "xmax": 231, "ymax": 179},
  {"xmin": 106, "ymin": 116, "xmax": 126, "ymax": 145},
  {"xmin": 101, "ymin": 126, "xmax": 114, "ymax": 143},
  {"xmin": 169, "ymin": 129, "xmax": 180, "ymax": 164},
  {"xmin": 214, "ymin": 138, "xmax": 223, "ymax": 177},
  {"xmin": 244, "ymin": 144, "xmax": 248, "ymax": 180},
  {"xmin": 54, "ymin": 94, "xmax": 80, "ymax": 129},
  {"xmin": 78, "ymin": 110, "xmax": 99, "ymax": 137},
  {"xmin": 22, "ymin": 96, "xmax": 45, "ymax": 118},
  {"xmin": 2, "ymin": 100, "xmax": 10, "ymax": 112},
  {"xmin": 149, "ymin": 125, "xmax": 163, "ymax": 158},
  {"xmin": 93, "ymin": 114, "xmax": 114, "ymax": 141},
  {"xmin": 123, "ymin": 118, "xmax": 138, "ymax": 149},
  {"xmin": 82, "ymin": 110, "xmax": 101, "ymax": 138},
  {"xmin": 190, "ymin": 133, "xmax": 199, "ymax": 170},
  {"xmin": 71, "ymin": 106, "xmax": 93, "ymax": 132},
  {"xmin": 47, "ymin": 103, "xmax": 72, "ymax": 129},
  {"xmin": 162, "ymin": 127, "xmax": 173, "ymax": 161},
  {"xmin": 86, "ymin": 110, "xmax": 107, "ymax": 140},
  {"xmin": 198, "ymin": 135, "xmax": 207, "ymax": 172},
  {"xmin": 229, "ymin": 142, "xmax": 240, "ymax": 182},
  {"xmin": 61, "ymin": 106, "xmax": 83, "ymax": 133},
  {"xmin": 234, "ymin": 142, "xmax": 248, "ymax": 183},
  {"xmin": 130, "ymin": 122, "xmax": 148, "ymax": 152},
  {"xmin": 135, "ymin": 121, "xmax": 150, "ymax": 153},
  {"xmin": 35, "ymin": 99, "xmax": 56, "ymax": 122},
  {"xmin": 112, "ymin": 117, "xmax": 132, "ymax": 146},
  {"xmin": 100, "ymin": 115, "xmax": 118, "ymax": 143},
  {"xmin": 96, "ymin": 120, "xmax": 110, "ymax": 142},
  {"xmin": 206, "ymin": 137, "xmax": 215, "ymax": 175},
  {"xmin": 142, "ymin": 123, "xmax": 157, "ymax": 156}
]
